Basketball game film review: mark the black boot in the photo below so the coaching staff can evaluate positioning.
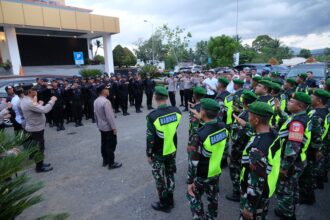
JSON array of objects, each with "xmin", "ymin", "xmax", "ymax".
[
  {"xmin": 221, "ymin": 158, "xmax": 228, "ymax": 168},
  {"xmin": 61, "ymin": 124, "xmax": 65, "ymax": 131},
  {"xmin": 167, "ymin": 193, "xmax": 174, "ymax": 209},
  {"xmin": 299, "ymin": 193, "xmax": 316, "ymax": 205},
  {"xmin": 316, "ymin": 177, "xmax": 324, "ymax": 189},
  {"xmin": 226, "ymin": 191, "xmax": 240, "ymax": 202},
  {"xmin": 151, "ymin": 198, "xmax": 171, "ymax": 213}
]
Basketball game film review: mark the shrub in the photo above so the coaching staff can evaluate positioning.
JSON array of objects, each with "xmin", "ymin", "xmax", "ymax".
[
  {"xmin": 139, "ymin": 65, "xmax": 161, "ymax": 79},
  {"xmin": 93, "ymin": 55, "xmax": 105, "ymax": 65},
  {"xmin": 79, "ymin": 69, "xmax": 103, "ymax": 78}
]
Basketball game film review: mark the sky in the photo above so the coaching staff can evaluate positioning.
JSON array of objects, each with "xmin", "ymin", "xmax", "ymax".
[{"xmin": 66, "ymin": 0, "xmax": 330, "ymax": 51}]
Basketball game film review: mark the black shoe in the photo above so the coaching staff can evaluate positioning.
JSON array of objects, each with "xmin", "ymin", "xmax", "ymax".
[
  {"xmin": 36, "ymin": 166, "xmax": 53, "ymax": 173},
  {"xmin": 150, "ymin": 107, "xmax": 154, "ymax": 109},
  {"xmin": 102, "ymin": 161, "xmax": 108, "ymax": 167},
  {"xmin": 316, "ymin": 178, "xmax": 324, "ymax": 189},
  {"xmin": 42, "ymin": 163, "xmax": 51, "ymax": 167},
  {"xmin": 183, "ymin": 109, "xmax": 188, "ymax": 112},
  {"xmin": 136, "ymin": 110, "xmax": 142, "ymax": 113},
  {"xmin": 109, "ymin": 162, "xmax": 122, "ymax": 169},
  {"xmin": 167, "ymin": 194, "xmax": 174, "ymax": 209},
  {"xmin": 180, "ymin": 104, "xmax": 184, "ymax": 107},
  {"xmin": 49, "ymin": 123, "xmax": 53, "ymax": 128},
  {"xmin": 151, "ymin": 201, "xmax": 171, "ymax": 213},
  {"xmin": 324, "ymin": 174, "xmax": 328, "ymax": 183},
  {"xmin": 92, "ymin": 119, "xmax": 96, "ymax": 123},
  {"xmin": 225, "ymin": 192, "xmax": 240, "ymax": 202},
  {"xmin": 75, "ymin": 123, "xmax": 79, "ymax": 127},
  {"xmin": 78, "ymin": 123, "xmax": 84, "ymax": 126},
  {"xmin": 57, "ymin": 127, "xmax": 61, "ymax": 131},
  {"xmin": 61, "ymin": 126, "xmax": 65, "ymax": 131},
  {"xmin": 115, "ymin": 110, "xmax": 121, "ymax": 113},
  {"xmin": 299, "ymin": 195, "xmax": 315, "ymax": 205}
]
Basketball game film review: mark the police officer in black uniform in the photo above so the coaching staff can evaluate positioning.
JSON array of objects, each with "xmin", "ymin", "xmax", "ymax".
[
  {"xmin": 118, "ymin": 76, "xmax": 130, "ymax": 116},
  {"xmin": 50, "ymin": 79, "xmax": 65, "ymax": 131},
  {"xmin": 133, "ymin": 74, "xmax": 144, "ymax": 113},
  {"xmin": 144, "ymin": 73, "xmax": 156, "ymax": 110}
]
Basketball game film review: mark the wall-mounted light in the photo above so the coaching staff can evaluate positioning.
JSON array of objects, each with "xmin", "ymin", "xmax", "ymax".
[{"xmin": 0, "ymin": 32, "xmax": 5, "ymax": 42}]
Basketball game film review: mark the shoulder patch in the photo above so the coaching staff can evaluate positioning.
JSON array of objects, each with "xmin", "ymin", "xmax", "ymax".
[
  {"xmin": 328, "ymin": 115, "xmax": 330, "ymax": 123},
  {"xmin": 226, "ymin": 95, "xmax": 233, "ymax": 102},
  {"xmin": 159, "ymin": 113, "xmax": 178, "ymax": 125},
  {"xmin": 288, "ymin": 121, "xmax": 304, "ymax": 142},
  {"xmin": 210, "ymin": 130, "xmax": 227, "ymax": 145}
]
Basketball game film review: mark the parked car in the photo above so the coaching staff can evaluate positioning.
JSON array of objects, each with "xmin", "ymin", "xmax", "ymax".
[
  {"xmin": 235, "ymin": 63, "xmax": 272, "ymax": 75},
  {"xmin": 0, "ymin": 75, "xmax": 73, "ymax": 99},
  {"xmin": 271, "ymin": 65, "xmax": 290, "ymax": 78},
  {"xmin": 286, "ymin": 63, "xmax": 327, "ymax": 87}
]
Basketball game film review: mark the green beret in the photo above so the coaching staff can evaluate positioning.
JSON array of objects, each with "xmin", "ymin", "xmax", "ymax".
[
  {"xmin": 326, "ymin": 78, "xmax": 330, "ymax": 87},
  {"xmin": 271, "ymin": 71, "xmax": 280, "ymax": 77},
  {"xmin": 233, "ymin": 78, "xmax": 244, "ymax": 85},
  {"xmin": 193, "ymin": 86, "xmax": 207, "ymax": 96},
  {"xmin": 252, "ymin": 76, "xmax": 262, "ymax": 82},
  {"xmin": 292, "ymin": 92, "xmax": 311, "ymax": 105},
  {"xmin": 272, "ymin": 79, "xmax": 284, "ymax": 86},
  {"xmin": 154, "ymin": 86, "xmax": 168, "ymax": 97},
  {"xmin": 262, "ymin": 76, "xmax": 272, "ymax": 82},
  {"xmin": 242, "ymin": 90, "xmax": 258, "ymax": 103},
  {"xmin": 200, "ymin": 98, "xmax": 220, "ymax": 111},
  {"xmin": 286, "ymin": 78, "xmax": 297, "ymax": 85},
  {"xmin": 218, "ymin": 77, "xmax": 229, "ymax": 86},
  {"xmin": 259, "ymin": 80, "xmax": 273, "ymax": 88},
  {"xmin": 270, "ymin": 82, "xmax": 282, "ymax": 92},
  {"xmin": 313, "ymin": 89, "xmax": 330, "ymax": 99},
  {"xmin": 248, "ymin": 101, "xmax": 274, "ymax": 117},
  {"xmin": 297, "ymin": 73, "xmax": 307, "ymax": 80}
]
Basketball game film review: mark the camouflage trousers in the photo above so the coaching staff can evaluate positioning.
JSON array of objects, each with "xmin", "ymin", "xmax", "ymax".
[
  {"xmin": 239, "ymin": 192, "xmax": 270, "ymax": 220},
  {"xmin": 299, "ymin": 161, "xmax": 315, "ymax": 200},
  {"xmin": 187, "ymin": 176, "xmax": 219, "ymax": 220},
  {"xmin": 222, "ymin": 127, "xmax": 232, "ymax": 164},
  {"xmin": 276, "ymin": 169, "xmax": 304, "ymax": 218},
  {"xmin": 229, "ymin": 143, "xmax": 242, "ymax": 194},
  {"xmin": 316, "ymin": 141, "xmax": 330, "ymax": 179},
  {"xmin": 151, "ymin": 155, "xmax": 176, "ymax": 201}
]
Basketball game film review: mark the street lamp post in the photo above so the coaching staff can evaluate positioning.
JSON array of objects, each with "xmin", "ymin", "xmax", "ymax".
[{"xmin": 144, "ymin": 20, "xmax": 155, "ymax": 65}]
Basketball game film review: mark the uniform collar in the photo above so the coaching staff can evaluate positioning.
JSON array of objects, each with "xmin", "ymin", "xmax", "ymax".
[
  {"xmin": 292, "ymin": 110, "xmax": 306, "ymax": 117},
  {"xmin": 205, "ymin": 119, "xmax": 217, "ymax": 125},
  {"xmin": 158, "ymin": 104, "xmax": 168, "ymax": 108}
]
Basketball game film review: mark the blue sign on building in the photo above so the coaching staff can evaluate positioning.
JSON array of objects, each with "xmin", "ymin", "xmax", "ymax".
[
  {"xmin": 73, "ymin": 52, "xmax": 84, "ymax": 65},
  {"xmin": 208, "ymin": 57, "xmax": 212, "ymax": 64}
]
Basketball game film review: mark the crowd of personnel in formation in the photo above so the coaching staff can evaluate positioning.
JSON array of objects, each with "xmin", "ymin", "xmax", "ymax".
[
  {"xmin": 1, "ymin": 66, "xmax": 330, "ymax": 220},
  {"xmin": 144, "ymin": 67, "xmax": 330, "ymax": 220}
]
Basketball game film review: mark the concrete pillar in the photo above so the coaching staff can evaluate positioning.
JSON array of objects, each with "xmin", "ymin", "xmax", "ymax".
[
  {"xmin": 103, "ymin": 34, "xmax": 114, "ymax": 74},
  {"xmin": 87, "ymin": 38, "xmax": 93, "ymax": 60},
  {"xmin": 4, "ymin": 26, "xmax": 21, "ymax": 75}
]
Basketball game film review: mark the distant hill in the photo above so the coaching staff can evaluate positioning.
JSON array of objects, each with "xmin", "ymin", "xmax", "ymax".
[{"xmin": 290, "ymin": 47, "xmax": 326, "ymax": 56}]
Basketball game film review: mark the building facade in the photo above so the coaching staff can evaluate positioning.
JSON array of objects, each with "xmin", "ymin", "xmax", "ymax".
[{"xmin": 0, "ymin": 0, "xmax": 120, "ymax": 75}]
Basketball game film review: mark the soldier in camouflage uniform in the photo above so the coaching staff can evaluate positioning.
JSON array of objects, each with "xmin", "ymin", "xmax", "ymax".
[
  {"xmin": 310, "ymin": 90, "xmax": 330, "ymax": 189},
  {"xmin": 298, "ymin": 89, "xmax": 328, "ymax": 204},
  {"xmin": 146, "ymin": 86, "xmax": 182, "ymax": 213},
  {"xmin": 295, "ymin": 73, "xmax": 309, "ymax": 94},
  {"xmin": 226, "ymin": 90, "xmax": 257, "ymax": 202},
  {"xmin": 251, "ymin": 76, "xmax": 262, "ymax": 93},
  {"xmin": 240, "ymin": 102, "xmax": 281, "ymax": 220},
  {"xmin": 188, "ymin": 86, "xmax": 206, "ymax": 136},
  {"xmin": 255, "ymin": 80, "xmax": 274, "ymax": 107},
  {"xmin": 275, "ymin": 92, "xmax": 312, "ymax": 220},
  {"xmin": 232, "ymin": 79, "xmax": 245, "ymax": 115},
  {"xmin": 187, "ymin": 98, "xmax": 228, "ymax": 220}
]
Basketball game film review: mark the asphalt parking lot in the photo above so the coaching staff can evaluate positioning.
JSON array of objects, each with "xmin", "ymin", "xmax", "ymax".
[{"xmin": 17, "ymin": 97, "xmax": 330, "ymax": 220}]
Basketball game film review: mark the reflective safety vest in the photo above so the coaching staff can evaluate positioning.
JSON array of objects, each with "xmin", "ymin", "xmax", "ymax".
[
  {"xmin": 153, "ymin": 110, "xmax": 182, "ymax": 156},
  {"xmin": 275, "ymin": 94, "xmax": 287, "ymax": 125},
  {"xmin": 197, "ymin": 123, "xmax": 228, "ymax": 178},
  {"xmin": 322, "ymin": 113, "xmax": 330, "ymax": 140},
  {"xmin": 240, "ymin": 134, "xmax": 281, "ymax": 197},
  {"xmin": 223, "ymin": 95, "xmax": 233, "ymax": 125},
  {"xmin": 278, "ymin": 113, "xmax": 312, "ymax": 162}
]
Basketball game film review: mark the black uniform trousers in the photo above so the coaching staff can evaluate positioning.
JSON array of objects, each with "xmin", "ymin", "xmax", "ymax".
[
  {"xmin": 28, "ymin": 130, "xmax": 45, "ymax": 169},
  {"xmin": 52, "ymin": 106, "xmax": 64, "ymax": 127},
  {"xmin": 72, "ymin": 104, "xmax": 83, "ymax": 124},
  {"xmin": 184, "ymin": 89, "xmax": 193, "ymax": 110},
  {"xmin": 169, "ymin": 91, "xmax": 176, "ymax": 107},
  {"xmin": 146, "ymin": 91, "xmax": 154, "ymax": 109},
  {"xmin": 120, "ymin": 95, "xmax": 128, "ymax": 114},
  {"xmin": 134, "ymin": 92, "xmax": 143, "ymax": 111},
  {"xmin": 180, "ymin": 90, "xmax": 184, "ymax": 106},
  {"xmin": 100, "ymin": 130, "xmax": 117, "ymax": 165}
]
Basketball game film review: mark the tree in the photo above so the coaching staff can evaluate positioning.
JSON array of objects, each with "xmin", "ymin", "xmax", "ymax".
[
  {"xmin": 113, "ymin": 45, "xmax": 126, "ymax": 67},
  {"xmin": 0, "ymin": 131, "xmax": 68, "ymax": 220},
  {"xmin": 252, "ymin": 35, "xmax": 274, "ymax": 53},
  {"xmin": 123, "ymin": 47, "xmax": 137, "ymax": 67},
  {"xmin": 194, "ymin": 40, "xmax": 208, "ymax": 65},
  {"xmin": 299, "ymin": 49, "xmax": 312, "ymax": 58},
  {"xmin": 93, "ymin": 39, "xmax": 103, "ymax": 57},
  {"xmin": 238, "ymin": 45, "xmax": 257, "ymax": 64},
  {"xmin": 208, "ymin": 35, "xmax": 238, "ymax": 67},
  {"xmin": 158, "ymin": 24, "xmax": 192, "ymax": 64}
]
